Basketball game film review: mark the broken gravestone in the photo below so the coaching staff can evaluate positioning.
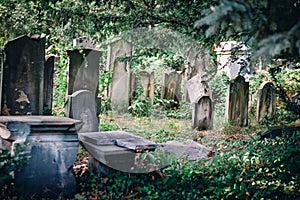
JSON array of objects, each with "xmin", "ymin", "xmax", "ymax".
[
  {"xmin": 256, "ymin": 82, "xmax": 276, "ymax": 122},
  {"xmin": 161, "ymin": 71, "xmax": 182, "ymax": 109},
  {"xmin": 107, "ymin": 39, "xmax": 133, "ymax": 112},
  {"xmin": 225, "ymin": 75, "xmax": 249, "ymax": 126},
  {"xmin": 2, "ymin": 35, "xmax": 45, "ymax": 115}
]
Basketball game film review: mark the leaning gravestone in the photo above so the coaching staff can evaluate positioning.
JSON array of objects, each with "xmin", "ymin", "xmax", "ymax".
[
  {"xmin": 225, "ymin": 75, "xmax": 249, "ymax": 126},
  {"xmin": 161, "ymin": 71, "xmax": 182, "ymax": 109},
  {"xmin": 65, "ymin": 90, "xmax": 99, "ymax": 132},
  {"xmin": 44, "ymin": 54, "xmax": 58, "ymax": 115},
  {"xmin": 107, "ymin": 39, "xmax": 133, "ymax": 112},
  {"xmin": 2, "ymin": 35, "xmax": 45, "ymax": 115},
  {"xmin": 256, "ymin": 82, "xmax": 276, "ymax": 122}
]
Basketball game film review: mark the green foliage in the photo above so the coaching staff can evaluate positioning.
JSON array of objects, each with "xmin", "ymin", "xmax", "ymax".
[
  {"xmin": 195, "ymin": 0, "xmax": 300, "ymax": 62},
  {"xmin": 210, "ymin": 72, "xmax": 230, "ymax": 128},
  {"xmin": 52, "ymin": 52, "xmax": 68, "ymax": 116},
  {"xmin": 74, "ymin": 128, "xmax": 300, "ymax": 199},
  {"xmin": 0, "ymin": 143, "xmax": 30, "ymax": 193}
]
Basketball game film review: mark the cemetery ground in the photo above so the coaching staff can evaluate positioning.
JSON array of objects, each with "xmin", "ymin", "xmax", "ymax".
[{"xmin": 71, "ymin": 110, "xmax": 299, "ymax": 200}]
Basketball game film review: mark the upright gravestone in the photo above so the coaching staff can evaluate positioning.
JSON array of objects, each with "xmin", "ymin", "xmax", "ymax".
[
  {"xmin": 225, "ymin": 75, "xmax": 249, "ymax": 126},
  {"xmin": 192, "ymin": 96, "xmax": 213, "ymax": 130},
  {"xmin": 161, "ymin": 71, "xmax": 182, "ymax": 109},
  {"xmin": 187, "ymin": 74, "xmax": 213, "ymax": 130},
  {"xmin": 133, "ymin": 71, "xmax": 155, "ymax": 104},
  {"xmin": 66, "ymin": 47, "xmax": 101, "ymax": 132},
  {"xmin": 107, "ymin": 39, "xmax": 133, "ymax": 112},
  {"xmin": 2, "ymin": 35, "xmax": 45, "ymax": 115},
  {"xmin": 44, "ymin": 55, "xmax": 58, "ymax": 115},
  {"xmin": 256, "ymin": 82, "xmax": 276, "ymax": 122}
]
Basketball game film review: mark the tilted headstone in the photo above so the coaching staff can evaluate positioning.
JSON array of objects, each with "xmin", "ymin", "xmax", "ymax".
[
  {"xmin": 2, "ymin": 35, "xmax": 45, "ymax": 115},
  {"xmin": 65, "ymin": 90, "xmax": 99, "ymax": 132},
  {"xmin": 186, "ymin": 73, "xmax": 212, "ymax": 103},
  {"xmin": 161, "ymin": 71, "xmax": 182, "ymax": 109},
  {"xmin": 225, "ymin": 75, "xmax": 249, "ymax": 126},
  {"xmin": 192, "ymin": 96, "xmax": 213, "ymax": 130},
  {"xmin": 256, "ymin": 82, "xmax": 276, "ymax": 122},
  {"xmin": 44, "ymin": 54, "xmax": 58, "ymax": 115},
  {"xmin": 107, "ymin": 39, "xmax": 133, "ymax": 112}
]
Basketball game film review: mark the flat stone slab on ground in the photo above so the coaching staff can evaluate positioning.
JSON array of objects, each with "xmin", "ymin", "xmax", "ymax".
[{"xmin": 160, "ymin": 140, "xmax": 212, "ymax": 160}]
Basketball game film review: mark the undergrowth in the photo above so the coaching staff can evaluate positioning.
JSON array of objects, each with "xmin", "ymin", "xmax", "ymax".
[{"xmin": 74, "ymin": 127, "xmax": 300, "ymax": 200}]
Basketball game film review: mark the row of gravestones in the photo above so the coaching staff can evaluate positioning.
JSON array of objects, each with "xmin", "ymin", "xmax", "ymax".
[
  {"xmin": 189, "ymin": 74, "xmax": 280, "ymax": 130},
  {"xmin": 0, "ymin": 35, "xmax": 184, "ymax": 133},
  {"xmin": 1, "ymin": 35, "xmax": 298, "ymax": 132}
]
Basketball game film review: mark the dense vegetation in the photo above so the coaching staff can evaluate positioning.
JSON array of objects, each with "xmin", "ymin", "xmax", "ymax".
[{"xmin": 0, "ymin": 0, "xmax": 300, "ymax": 199}]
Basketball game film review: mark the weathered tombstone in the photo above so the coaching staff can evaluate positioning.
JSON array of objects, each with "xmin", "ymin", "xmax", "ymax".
[
  {"xmin": 65, "ymin": 90, "xmax": 99, "ymax": 132},
  {"xmin": 107, "ymin": 39, "xmax": 133, "ymax": 112},
  {"xmin": 256, "ymin": 82, "xmax": 276, "ymax": 122},
  {"xmin": 161, "ymin": 71, "xmax": 182, "ymax": 109},
  {"xmin": 2, "ymin": 35, "xmax": 45, "ymax": 115},
  {"xmin": 66, "ymin": 49, "xmax": 101, "ymax": 95},
  {"xmin": 183, "ymin": 47, "xmax": 209, "ymax": 102},
  {"xmin": 132, "ymin": 71, "xmax": 155, "ymax": 104},
  {"xmin": 186, "ymin": 74, "xmax": 212, "ymax": 103},
  {"xmin": 225, "ymin": 75, "xmax": 249, "ymax": 126},
  {"xmin": 66, "ymin": 48, "xmax": 101, "ymax": 130},
  {"xmin": 192, "ymin": 96, "xmax": 213, "ymax": 130},
  {"xmin": 44, "ymin": 54, "xmax": 58, "ymax": 115}
]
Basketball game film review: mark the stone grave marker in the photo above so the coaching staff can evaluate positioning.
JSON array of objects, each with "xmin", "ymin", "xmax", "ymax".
[
  {"xmin": 66, "ymin": 48, "xmax": 101, "ymax": 95},
  {"xmin": 225, "ymin": 75, "xmax": 249, "ymax": 126},
  {"xmin": 256, "ymin": 82, "xmax": 276, "ymax": 122},
  {"xmin": 132, "ymin": 71, "xmax": 155, "ymax": 104},
  {"xmin": 107, "ymin": 39, "xmax": 132, "ymax": 112},
  {"xmin": 192, "ymin": 96, "xmax": 213, "ymax": 130},
  {"xmin": 43, "ymin": 54, "xmax": 58, "ymax": 115},
  {"xmin": 2, "ymin": 35, "xmax": 45, "ymax": 115},
  {"xmin": 65, "ymin": 90, "xmax": 99, "ymax": 132},
  {"xmin": 161, "ymin": 71, "xmax": 182, "ymax": 109},
  {"xmin": 186, "ymin": 73, "xmax": 212, "ymax": 103}
]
